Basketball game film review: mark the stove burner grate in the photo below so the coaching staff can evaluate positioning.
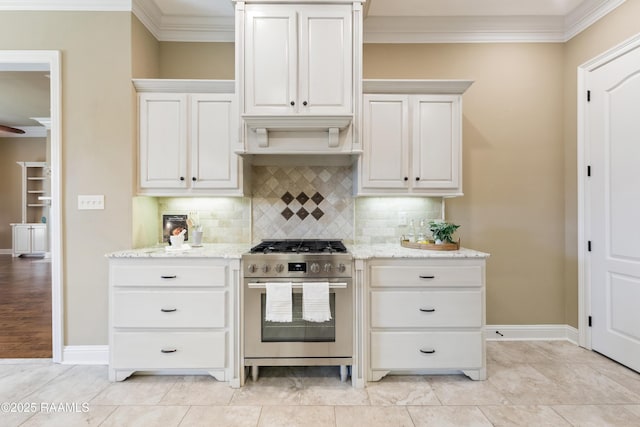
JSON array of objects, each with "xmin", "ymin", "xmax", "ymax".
[{"xmin": 250, "ymin": 239, "xmax": 347, "ymax": 254}]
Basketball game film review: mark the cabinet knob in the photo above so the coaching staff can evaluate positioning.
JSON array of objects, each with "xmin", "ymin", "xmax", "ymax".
[
  {"xmin": 192, "ymin": 177, "xmax": 197, "ymax": 182},
  {"xmin": 415, "ymin": 177, "xmax": 420, "ymax": 181},
  {"xmin": 290, "ymin": 101, "xmax": 295, "ymax": 106},
  {"xmin": 180, "ymin": 177, "xmax": 185, "ymax": 181},
  {"xmin": 404, "ymin": 177, "xmax": 408, "ymax": 181},
  {"xmin": 303, "ymin": 101, "xmax": 308, "ymax": 106}
]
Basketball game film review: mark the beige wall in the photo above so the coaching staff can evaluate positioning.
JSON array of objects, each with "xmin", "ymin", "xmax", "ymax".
[
  {"xmin": 364, "ymin": 43, "xmax": 566, "ymax": 325},
  {"xmin": 562, "ymin": 0, "xmax": 640, "ymax": 328},
  {"xmin": 0, "ymin": 138, "xmax": 46, "ymax": 249},
  {"xmin": 132, "ymin": 15, "xmax": 160, "ymax": 79},
  {"xmin": 159, "ymin": 42, "xmax": 235, "ymax": 79},
  {"xmin": 0, "ymin": 11, "xmax": 135, "ymax": 345}
]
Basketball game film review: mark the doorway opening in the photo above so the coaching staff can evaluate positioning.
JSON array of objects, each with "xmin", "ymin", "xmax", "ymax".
[{"xmin": 0, "ymin": 51, "xmax": 62, "ymax": 362}]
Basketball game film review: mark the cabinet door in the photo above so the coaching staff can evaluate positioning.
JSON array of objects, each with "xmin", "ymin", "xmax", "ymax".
[
  {"xmin": 411, "ymin": 95, "xmax": 461, "ymax": 190},
  {"xmin": 244, "ymin": 5, "xmax": 297, "ymax": 114},
  {"xmin": 139, "ymin": 93, "xmax": 188, "ymax": 189},
  {"xmin": 13, "ymin": 225, "xmax": 31, "ymax": 254},
  {"xmin": 190, "ymin": 94, "xmax": 239, "ymax": 189},
  {"xmin": 30, "ymin": 225, "xmax": 48, "ymax": 253},
  {"xmin": 361, "ymin": 95, "xmax": 410, "ymax": 189},
  {"xmin": 298, "ymin": 5, "xmax": 352, "ymax": 114}
]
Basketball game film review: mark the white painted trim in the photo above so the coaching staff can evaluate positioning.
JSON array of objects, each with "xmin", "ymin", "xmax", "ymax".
[
  {"xmin": 363, "ymin": 79, "xmax": 473, "ymax": 95},
  {"xmin": 577, "ymin": 31, "xmax": 640, "ymax": 351},
  {"xmin": 565, "ymin": 0, "xmax": 627, "ymax": 41},
  {"xmin": 0, "ymin": 0, "xmax": 131, "ymax": 11},
  {"xmin": 62, "ymin": 346, "xmax": 109, "ymax": 365},
  {"xmin": 0, "ymin": 249, "xmax": 11, "ymax": 255},
  {"xmin": 486, "ymin": 325, "xmax": 579, "ymax": 344},
  {"xmin": 0, "ymin": 50, "xmax": 63, "ymax": 364}
]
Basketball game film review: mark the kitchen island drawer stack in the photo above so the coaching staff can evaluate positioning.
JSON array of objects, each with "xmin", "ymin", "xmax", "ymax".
[{"xmin": 366, "ymin": 258, "xmax": 486, "ymax": 381}]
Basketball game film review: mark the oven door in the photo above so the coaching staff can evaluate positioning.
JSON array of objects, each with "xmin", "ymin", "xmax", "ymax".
[{"xmin": 244, "ymin": 279, "xmax": 353, "ymax": 359}]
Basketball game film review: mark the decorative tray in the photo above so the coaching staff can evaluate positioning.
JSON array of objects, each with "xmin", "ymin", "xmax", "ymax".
[{"xmin": 400, "ymin": 239, "xmax": 460, "ymax": 251}]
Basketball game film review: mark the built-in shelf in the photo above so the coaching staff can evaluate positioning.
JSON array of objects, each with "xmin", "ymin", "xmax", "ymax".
[
  {"xmin": 132, "ymin": 79, "xmax": 235, "ymax": 94},
  {"xmin": 242, "ymin": 115, "xmax": 353, "ymax": 149}
]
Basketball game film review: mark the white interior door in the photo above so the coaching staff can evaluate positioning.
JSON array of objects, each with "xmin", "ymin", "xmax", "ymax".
[{"xmin": 588, "ymin": 43, "xmax": 640, "ymax": 372}]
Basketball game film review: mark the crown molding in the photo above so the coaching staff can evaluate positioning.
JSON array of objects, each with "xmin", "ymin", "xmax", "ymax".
[
  {"xmin": 0, "ymin": 0, "xmax": 626, "ymax": 44},
  {"xmin": 0, "ymin": 0, "xmax": 131, "ymax": 11},
  {"xmin": 564, "ymin": 0, "xmax": 626, "ymax": 41}
]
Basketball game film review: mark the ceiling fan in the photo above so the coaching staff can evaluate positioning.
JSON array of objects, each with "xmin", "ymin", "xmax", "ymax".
[{"xmin": 0, "ymin": 124, "xmax": 25, "ymax": 134}]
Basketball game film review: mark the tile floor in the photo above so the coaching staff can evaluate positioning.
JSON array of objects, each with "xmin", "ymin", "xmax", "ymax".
[{"xmin": 1, "ymin": 341, "xmax": 639, "ymax": 426}]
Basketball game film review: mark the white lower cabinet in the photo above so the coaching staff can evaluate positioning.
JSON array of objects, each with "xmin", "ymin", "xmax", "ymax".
[
  {"xmin": 366, "ymin": 258, "xmax": 486, "ymax": 381},
  {"xmin": 11, "ymin": 223, "xmax": 47, "ymax": 257},
  {"xmin": 108, "ymin": 258, "xmax": 240, "ymax": 386}
]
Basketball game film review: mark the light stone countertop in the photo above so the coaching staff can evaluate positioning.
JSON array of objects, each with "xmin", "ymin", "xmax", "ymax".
[
  {"xmin": 106, "ymin": 243, "xmax": 489, "ymax": 260},
  {"xmin": 348, "ymin": 243, "xmax": 490, "ymax": 259},
  {"xmin": 106, "ymin": 243, "xmax": 252, "ymax": 259}
]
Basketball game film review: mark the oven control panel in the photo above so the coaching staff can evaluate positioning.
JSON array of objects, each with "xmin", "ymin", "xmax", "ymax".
[{"xmin": 242, "ymin": 255, "xmax": 352, "ymax": 279}]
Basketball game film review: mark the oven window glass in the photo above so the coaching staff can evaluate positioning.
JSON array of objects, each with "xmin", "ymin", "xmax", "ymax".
[{"xmin": 261, "ymin": 293, "xmax": 336, "ymax": 342}]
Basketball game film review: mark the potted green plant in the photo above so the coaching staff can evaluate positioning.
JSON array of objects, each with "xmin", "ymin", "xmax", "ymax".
[{"xmin": 428, "ymin": 221, "xmax": 460, "ymax": 244}]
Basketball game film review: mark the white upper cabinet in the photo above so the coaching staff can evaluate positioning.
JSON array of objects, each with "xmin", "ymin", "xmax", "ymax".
[
  {"xmin": 135, "ymin": 80, "xmax": 244, "ymax": 196},
  {"xmin": 357, "ymin": 80, "xmax": 473, "ymax": 197},
  {"xmin": 243, "ymin": 4, "xmax": 352, "ymax": 116}
]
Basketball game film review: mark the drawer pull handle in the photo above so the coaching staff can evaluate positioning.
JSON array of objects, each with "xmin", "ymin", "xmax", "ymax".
[
  {"xmin": 419, "ymin": 308, "xmax": 436, "ymax": 313},
  {"xmin": 419, "ymin": 348, "xmax": 436, "ymax": 354},
  {"xmin": 161, "ymin": 348, "xmax": 177, "ymax": 354},
  {"xmin": 160, "ymin": 308, "xmax": 177, "ymax": 313},
  {"xmin": 419, "ymin": 275, "xmax": 435, "ymax": 279},
  {"xmin": 160, "ymin": 275, "xmax": 177, "ymax": 279}
]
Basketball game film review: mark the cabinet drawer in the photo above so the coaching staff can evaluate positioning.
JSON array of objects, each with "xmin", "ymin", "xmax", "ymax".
[
  {"xmin": 111, "ymin": 331, "xmax": 226, "ymax": 369},
  {"xmin": 113, "ymin": 290, "xmax": 226, "ymax": 328},
  {"xmin": 370, "ymin": 290, "xmax": 481, "ymax": 328},
  {"xmin": 370, "ymin": 264, "xmax": 482, "ymax": 288},
  {"xmin": 111, "ymin": 264, "xmax": 226, "ymax": 287},
  {"xmin": 370, "ymin": 331, "xmax": 482, "ymax": 370}
]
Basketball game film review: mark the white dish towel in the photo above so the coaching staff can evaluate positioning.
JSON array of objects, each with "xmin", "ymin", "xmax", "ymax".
[
  {"xmin": 303, "ymin": 282, "xmax": 332, "ymax": 322},
  {"xmin": 265, "ymin": 282, "xmax": 292, "ymax": 322}
]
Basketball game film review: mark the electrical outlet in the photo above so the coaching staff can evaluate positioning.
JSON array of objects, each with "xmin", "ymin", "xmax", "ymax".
[
  {"xmin": 78, "ymin": 195, "xmax": 104, "ymax": 210},
  {"xmin": 398, "ymin": 212, "xmax": 408, "ymax": 226}
]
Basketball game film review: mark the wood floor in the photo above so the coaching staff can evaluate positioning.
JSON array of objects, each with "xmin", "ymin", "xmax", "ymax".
[{"xmin": 0, "ymin": 254, "xmax": 51, "ymax": 358}]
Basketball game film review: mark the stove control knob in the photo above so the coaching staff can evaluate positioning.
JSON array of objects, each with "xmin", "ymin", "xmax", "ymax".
[
  {"xmin": 261, "ymin": 264, "xmax": 270, "ymax": 273},
  {"xmin": 275, "ymin": 264, "xmax": 285, "ymax": 273},
  {"xmin": 323, "ymin": 263, "xmax": 333, "ymax": 273},
  {"xmin": 247, "ymin": 264, "xmax": 257, "ymax": 273},
  {"xmin": 337, "ymin": 264, "xmax": 346, "ymax": 273},
  {"xmin": 310, "ymin": 263, "xmax": 320, "ymax": 273}
]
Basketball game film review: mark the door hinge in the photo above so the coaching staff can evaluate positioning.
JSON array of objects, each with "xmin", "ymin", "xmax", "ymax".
[
  {"xmin": 588, "ymin": 241, "xmax": 592, "ymax": 252},
  {"xmin": 587, "ymin": 90, "xmax": 591, "ymax": 102},
  {"xmin": 588, "ymin": 315, "xmax": 592, "ymax": 327},
  {"xmin": 587, "ymin": 165, "xmax": 591, "ymax": 177}
]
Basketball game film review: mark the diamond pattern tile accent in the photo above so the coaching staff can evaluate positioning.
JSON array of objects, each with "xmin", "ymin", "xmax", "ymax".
[
  {"xmin": 311, "ymin": 192, "xmax": 324, "ymax": 205},
  {"xmin": 311, "ymin": 207, "xmax": 324, "ymax": 220},
  {"xmin": 296, "ymin": 192, "xmax": 309, "ymax": 205},
  {"xmin": 281, "ymin": 207, "xmax": 294, "ymax": 220},
  {"xmin": 252, "ymin": 166, "xmax": 354, "ymax": 241},
  {"xmin": 281, "ymin": 192, "xmax": 294, "ymax": 205},
  {"xmin": 296, "ymin": 207, "xmax": 309, "ymax": 220}
]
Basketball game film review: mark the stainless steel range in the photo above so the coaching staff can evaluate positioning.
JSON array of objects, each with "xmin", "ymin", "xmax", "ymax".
[{"xmin": 242, "ymin": 239, "xmax": 353, "ymax": 382}]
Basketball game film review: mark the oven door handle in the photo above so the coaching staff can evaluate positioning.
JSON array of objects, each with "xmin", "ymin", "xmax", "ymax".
[{"xmin": 247, "ymin": 282, "xmax": 348, "ymax": 289}]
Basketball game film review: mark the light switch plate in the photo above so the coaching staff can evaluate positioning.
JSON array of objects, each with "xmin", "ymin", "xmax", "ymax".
[{"xmin": 78, "ymin": 195, "xmax": 104, "ymax": 210}]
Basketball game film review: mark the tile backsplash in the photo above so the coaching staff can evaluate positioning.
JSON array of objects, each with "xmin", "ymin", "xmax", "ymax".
[
  {"xmin": 251, "ymin": 166, "xmax": 354, "ymax": 243},
  {"xmin": 135, "ymin": 167, "xmax": 444, "ymax": 247},
  {"xmin": 354, "ymin": 197, "xmax": 443, "ymax": 244}
]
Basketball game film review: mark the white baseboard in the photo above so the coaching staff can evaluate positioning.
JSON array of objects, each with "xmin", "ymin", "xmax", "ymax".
[
  {"xmin": 0, "ymin": 249, "xmax": 12, "ymax": 255},
  {"xmin": 486, "ymin": 324, "xmax": 579, "ymax": 344},
  {"xmin": 62, "ymin": 345, "xmax": 108, "ymax": 365}
]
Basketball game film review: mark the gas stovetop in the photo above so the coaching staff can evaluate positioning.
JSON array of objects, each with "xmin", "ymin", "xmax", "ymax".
[
  {"xmin": 243, "ymin": 239, "xmax": 351, "ymax": 278},
  {"xmin": 248, "ymin": 239, "xmax": 348, "ymax": 254}
]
